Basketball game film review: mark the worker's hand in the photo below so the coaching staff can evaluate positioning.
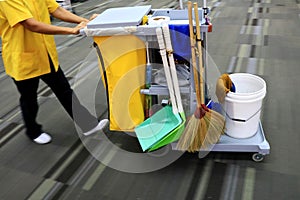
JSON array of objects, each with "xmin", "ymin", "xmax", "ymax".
[
  {"xmin": 89, "ymin": 14, "xmax": 99, "ymax": 21},
  {"xmin": 73, "ymin": 21, "xmax": 87, "ymax": 35}
]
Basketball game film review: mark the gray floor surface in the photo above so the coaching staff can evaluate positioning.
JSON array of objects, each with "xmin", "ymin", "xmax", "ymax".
[{"xmin": 0, "ymin": 0, "xmax": 300, "ymax": 199}]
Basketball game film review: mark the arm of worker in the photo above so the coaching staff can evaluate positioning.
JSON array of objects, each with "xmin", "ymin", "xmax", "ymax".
[
  {"xmin": 20, "ymin": 18, "xmax": 86, "ymax": 35},
  {"xmin": 51, "ymin": 6, "xmax": 99, "ymax": 23},
  {"xmin": 51, "ymin": 6, "xmax": 89, "ymax": 23}
]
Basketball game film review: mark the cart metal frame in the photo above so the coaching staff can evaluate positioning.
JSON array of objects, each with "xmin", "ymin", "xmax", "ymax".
[{"xmin": 83, "ymin": 5, "xmax": 270, "ymax": 162}]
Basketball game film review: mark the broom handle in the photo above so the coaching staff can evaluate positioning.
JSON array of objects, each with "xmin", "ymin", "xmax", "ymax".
[
  {"xmin": 188, "ymin": 1, "xmax": 201, "ymax": 108},
  {"xmin": 156, "ymin": 27, "xmax": 178, "ymax": 114},
  {"xmin": 194, "ymin": 2, "xmax": 205, "ymax": 105},
  {"xmin": 162, "ymin": 25, "xmax": 184, "ymax": 113}
]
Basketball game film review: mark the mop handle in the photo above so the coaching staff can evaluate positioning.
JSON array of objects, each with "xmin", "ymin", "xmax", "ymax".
[
  {"xmin": 203, "ymin": 0, "xmax": 207, "ymax": 8},
  {"xmin": 179, "ymin": 0, "xmax": 184, "ymax": 9},
  {"xmin": 146, "ymin": 41, "xmax": 150, "ymax": 64},
  {"xmin": 203, "ymin": 0, "xmax": 209, "ymax": 24},
  {"xmin": 162, "ymin": 24, "xmax": 184, "ymax": 114},
  {"xmin": 188, "ymin": 1, "xmax": 201, "ymax": 108},
  {"xmin": 194, "ymin": 2, "xmax": 205, "ymax": 104},
  {"xmin": 156, "ymin": 28, "xmax": 178, "ymax": 114},
  {"xmin": 145, "ymin": 41, "xmax": 152, "ymax": 87}
]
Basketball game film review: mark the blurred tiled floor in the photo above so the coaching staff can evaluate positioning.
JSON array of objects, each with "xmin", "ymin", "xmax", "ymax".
[{"xmin": 0, "ymin": 0, "xmax": 300, "ymax": 199}]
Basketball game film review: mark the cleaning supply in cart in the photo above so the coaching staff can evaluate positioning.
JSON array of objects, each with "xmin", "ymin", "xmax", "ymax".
[
  {"xmin": 168, "ymin": 23, "xmax": 190, "ymax": 61},
  {"xmin": 148, "ymin": 16, "xmax": 171, "ymax": 26},
  {"xmin": 224, "ymin": 73, "xmax": 266, "ymax": 138},
  {"xmin": 148, "ymin": 25, "xmax": 187, "ymax": 151},
  {"xmin": 215, "ymin": 73, "xmax": 236, "ymax": 103},
  {"xmin": 142, "ymin": 15, "xmax": 148, "ymax": 25},
  {"xmin": 135, "ymin": 27, "xmax": 184, "ymax": 151},
  {"xmin": 144, "ymin": 42, "xmax": 152, "ymax": 119},
  {"xmin": 153, "ymin": 64, "xmax": 190, "ymax": 87}
]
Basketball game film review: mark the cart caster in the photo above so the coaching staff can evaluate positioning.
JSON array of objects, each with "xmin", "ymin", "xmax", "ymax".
[{"xmin": 252, "ymin": 153, "xmax": 264, "ymax": 162}]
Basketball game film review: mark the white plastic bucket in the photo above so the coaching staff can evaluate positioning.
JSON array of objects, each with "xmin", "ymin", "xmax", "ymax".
[{"xmin": 224, "ymin": 73, "xmax": 266, "ymax": 138}]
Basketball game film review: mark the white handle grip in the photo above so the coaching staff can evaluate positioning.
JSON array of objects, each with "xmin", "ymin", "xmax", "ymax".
[
  {"xmin": 156, "ymin": 28, "xmax": 165, "ymax": 50},
  {"xmin": 156, "ymin": 28, "xmax": 178, "ymax": 114},
  {"xmin": 162, "ymin": 25, "xmax": 172, "ymax": 51},
  {"xmin": 162, "ymin": 25, "xmax": 184, "ymax": 113}
]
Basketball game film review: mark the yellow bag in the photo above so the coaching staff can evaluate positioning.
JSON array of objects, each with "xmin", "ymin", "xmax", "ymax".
[{"xmin": 93, "ymin": 35, "xmax": 146, "ymax": 132}]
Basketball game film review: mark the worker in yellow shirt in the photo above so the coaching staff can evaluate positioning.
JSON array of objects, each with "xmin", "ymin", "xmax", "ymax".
[{"xmin": 0, "ymin": 0, "xmax": 108, "ymax": 144}]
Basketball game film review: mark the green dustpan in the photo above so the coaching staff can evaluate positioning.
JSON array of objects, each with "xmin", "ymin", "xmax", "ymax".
[
  {"xmin": 135, "ymin": 27, "xmax": 184, "ymax": 152},
  {"xmin": 148, "ymin": 112, "xmax": 185, "ymax": 151},
  {"xmin": 135, "ymin": 26, "xmax": 186, "ymax": 152},
  {"xmin": 148, "ymin": 25, "xmax": 187, "ymax": 151},
  {"xmin": 135, "ymin": 105, "xmax": 182, "ymax": 151}
]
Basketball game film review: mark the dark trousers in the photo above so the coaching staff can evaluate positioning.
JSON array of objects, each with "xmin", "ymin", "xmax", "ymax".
[{"xmin": 13, "ymin": 60, "xmax": 98, "ymax": 140}]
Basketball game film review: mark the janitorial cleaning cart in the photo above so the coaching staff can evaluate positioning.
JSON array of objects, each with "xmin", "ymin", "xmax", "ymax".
[{"xmin": 82, "ymin": 1, "xmax": 270, "ymax": 162}]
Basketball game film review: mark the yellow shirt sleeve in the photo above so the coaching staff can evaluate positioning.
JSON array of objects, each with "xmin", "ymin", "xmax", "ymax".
[
  {"xmin": 0, "ymin": 0, "xmax": 32, "ymax": 27},
  {"xmin": 46, "ymin": 0, "xmax": 60, "ymax": 14}
]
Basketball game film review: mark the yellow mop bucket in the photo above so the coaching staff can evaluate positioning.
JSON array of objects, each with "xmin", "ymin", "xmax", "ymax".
[{"xmin": 93, "ymin": 35, "xmax": 146, "ymax": 132}]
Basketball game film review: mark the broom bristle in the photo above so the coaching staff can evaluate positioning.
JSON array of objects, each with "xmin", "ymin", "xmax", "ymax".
[
  {"xmin": 188, "ymin": 118, "xmax": 207, "ymax": 152},
  {"xmin": 176, "ymin": 115, "xmax": 199, "ymax": 151},
  {"xmin": 200, "ymin": 110, "xmax": 225, "ymax": 150},
  {"xmin": 177, "ymin": 107, "xmax": 225, "ymax": 153}
]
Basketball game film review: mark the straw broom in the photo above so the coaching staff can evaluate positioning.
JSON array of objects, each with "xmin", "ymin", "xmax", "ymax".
[
  {"xmin": 177, "ymin": 1, "xmax": 225, "ymax": 152},
  {"xmin": 193, "ymin": 2, "xmax": 225, "ymax": 151},
  {"xmin": 176, "ymin": 1, "xmax": 202, "ymax": 152}
]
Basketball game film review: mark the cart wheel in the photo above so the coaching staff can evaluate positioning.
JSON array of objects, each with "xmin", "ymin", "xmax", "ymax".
[{"xmin": 252, "ymin": 153, "xmax": 264, "ymax": 162}]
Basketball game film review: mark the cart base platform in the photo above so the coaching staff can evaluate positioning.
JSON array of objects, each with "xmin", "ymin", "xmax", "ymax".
[{"xmin": 172, "ymin": 121, "xmax": 270, "ymax": 162}]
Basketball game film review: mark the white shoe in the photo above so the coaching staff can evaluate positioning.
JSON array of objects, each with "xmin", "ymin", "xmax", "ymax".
[
  {"xmin": 83, "ymin": 119, "xmax": 109, "ymax": 136},
  {"xmin": 33, "ymin": 133, "xmax": 52, "ymax": 144}
]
